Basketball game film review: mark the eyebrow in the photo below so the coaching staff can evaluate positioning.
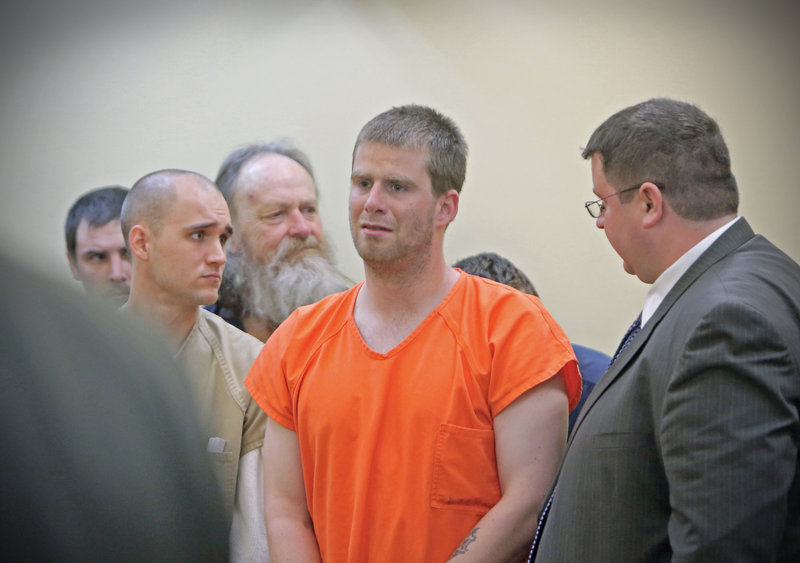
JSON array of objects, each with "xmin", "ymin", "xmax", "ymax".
[
  {"xmin": 261, "ymin": 198, "xmax": 318, "ymax": 208},
  {"xmin": 350, "ymin": 171, "xmax": 417, "ymax": 187},
  {"xmin": 185, "ymin": 221, "xmax": 233, "ymax": 236},
  {"xmin": 389, "ymin": 174, "xmax": 415, "ymax": 184}
]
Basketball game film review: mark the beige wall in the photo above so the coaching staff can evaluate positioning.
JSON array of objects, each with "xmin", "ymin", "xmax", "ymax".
[{"xmin": 2, "ymin": 0, "xmax": 797, "ymax": 354}]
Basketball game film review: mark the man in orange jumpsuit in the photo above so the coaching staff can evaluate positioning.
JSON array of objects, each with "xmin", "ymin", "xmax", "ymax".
[{"xmin": 246, "ymin": 105, "xmax": 581, "ymax": 562}]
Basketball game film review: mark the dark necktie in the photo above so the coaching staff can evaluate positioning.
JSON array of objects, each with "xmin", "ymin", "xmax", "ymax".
[
  {"xmin": 610, "ymin": 312, "xmax": 642, "ymax": 365},
  {"xmin": 527, "ymin": 313, "xmax": 643, "ymax": 560}
]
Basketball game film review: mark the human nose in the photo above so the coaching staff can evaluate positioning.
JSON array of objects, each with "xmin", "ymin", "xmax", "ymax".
[
  {"xmin": 208, "ymin": 239, "xmax": 227, "ymax": 266},
  {"xmin": 287, "ymin": 209, "xmax": 312, "ymax": 238},
  {"xmin": 596, "ymin": 214, "xmax": 605, "ymax": 230},
  {"xmin": 363, "ymin": 185, "xmax": 385, "ymax": 214},
  {"xmin": 108, "ymin": 254, "xmax": 128, "ymax": 281}
]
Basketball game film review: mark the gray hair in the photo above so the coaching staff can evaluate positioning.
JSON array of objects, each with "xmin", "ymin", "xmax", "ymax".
[{"xmin": 215, "ymin": 139, "xmax": 316, "ymax": 216}]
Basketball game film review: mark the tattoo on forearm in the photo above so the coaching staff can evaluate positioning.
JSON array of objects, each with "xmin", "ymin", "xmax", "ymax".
[{"xmin": 448, "ymin": 527, "xmax": 479, "ymax": 560}]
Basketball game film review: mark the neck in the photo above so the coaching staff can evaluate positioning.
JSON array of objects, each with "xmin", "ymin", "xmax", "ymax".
[
  {"xmin": 125, "ymin": 286, "xmax": 200, "ymax": 349},
  {"xmin": 650, "ymin": 214, "xmax": 737, "ymax": 282},
  {"xmin": 354, "ymin": 257, "xmax": 459, "ymax": 354},
  {"xmin": 360, "ymin": 255, "xmax": 458, "ymax": 318}
]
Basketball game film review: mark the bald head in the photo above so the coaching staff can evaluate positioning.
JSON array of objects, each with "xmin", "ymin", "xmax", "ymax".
[
  {"xmin": 121, "ymin": 170, "xmax": 218, "ymax": 244},
  {"xmin": 124, "ymin": 169, "xmax": 233, "ymax": 318}
]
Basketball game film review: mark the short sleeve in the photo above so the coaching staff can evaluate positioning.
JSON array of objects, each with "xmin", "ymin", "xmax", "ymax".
[
  {"xmin": 487, "ymin": 293, "xmax": 581, "ymax": 417},
  {"xmin": 245, "ymin": 314, "xmax": 298, "ymax": 431}
]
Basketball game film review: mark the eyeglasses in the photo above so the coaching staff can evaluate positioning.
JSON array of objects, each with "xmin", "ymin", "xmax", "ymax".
[{"xmin": 584, "ymin": 182, "xmax": 664, "ymax": 218}]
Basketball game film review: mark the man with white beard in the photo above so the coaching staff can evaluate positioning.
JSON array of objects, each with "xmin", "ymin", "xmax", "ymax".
[{"xmin": 210, "ymin": 140, "xmax": 352, "ymax": 341}]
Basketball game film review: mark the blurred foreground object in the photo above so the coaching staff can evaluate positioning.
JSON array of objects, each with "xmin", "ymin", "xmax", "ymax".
[{"xmin": 0, "ymin": 252, "xmax": 228, "ymax": 562}]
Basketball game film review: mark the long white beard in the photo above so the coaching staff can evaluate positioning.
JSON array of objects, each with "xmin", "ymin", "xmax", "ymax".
[{"xmin": 224, "ymin": 235, "xmax": 350, "ymax": 327}]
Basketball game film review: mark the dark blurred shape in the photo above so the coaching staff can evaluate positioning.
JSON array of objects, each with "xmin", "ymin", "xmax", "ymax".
[
  {"xmin": 0, "ymin": 252, "xmax": 228, "ymax": 562},
  {"xmin": 453, "ymin": 251, "xmax": 539, "ymax": 296}
]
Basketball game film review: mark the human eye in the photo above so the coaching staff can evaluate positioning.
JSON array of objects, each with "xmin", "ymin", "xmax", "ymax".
[
  {"xmin": 352, "ymin": 177, "xmax": 371, "ymax": 190},
  {"xmin": 262, "ymin": 210, "xmax": 283, "ymax": 222},
  {"xmin": 190, "ymin": 231, "xmax": 205, "ymax": 241},
  {"xmin": 302, "ymin": 204, "xmax": 318, "ymax": 215},
  {"xmin": 598, "ymin": 202, "xmax": 606, "ymax": 214},
  {"xmin": 220, "ymin": 233, "xmax": 229, "ymax": 248},
  {"xmin": 87, "ymin": 252, "xmax": 107, "ymax": 262},
  {"xmin": 389, "ymin": 183, "xmax": 406, "ymax": 193}
]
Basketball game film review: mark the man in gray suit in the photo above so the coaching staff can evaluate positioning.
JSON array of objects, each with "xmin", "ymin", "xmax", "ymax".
[{"xmin": 535, "ymin": 98, "xmax": 800, "ymax": 562}]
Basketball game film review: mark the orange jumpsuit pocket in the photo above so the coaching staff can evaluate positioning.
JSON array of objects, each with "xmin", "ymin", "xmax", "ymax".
[{"xmin": 430, "ymin": 423, "xmax": 501, "ymax": 514}]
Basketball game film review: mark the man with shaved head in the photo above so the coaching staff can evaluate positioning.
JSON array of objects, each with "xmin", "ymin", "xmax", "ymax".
[
  {"xmin": 211, "ymin": 140, "xmax": 351, "ymax": 341},
  {"xmin": 121, "ymin": 169, "xmax": 268, "ymax": 561}
]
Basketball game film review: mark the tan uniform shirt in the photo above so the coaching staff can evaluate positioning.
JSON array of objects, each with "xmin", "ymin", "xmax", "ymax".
[{"xmin": 176, "ymin": 307, "xmax": 268, "ymax": 561}]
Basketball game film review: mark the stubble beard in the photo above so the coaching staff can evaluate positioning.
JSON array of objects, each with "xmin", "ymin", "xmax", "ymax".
[{"xmin": 351, "ymin": 210, "xmax": 436, "ymax": 279}]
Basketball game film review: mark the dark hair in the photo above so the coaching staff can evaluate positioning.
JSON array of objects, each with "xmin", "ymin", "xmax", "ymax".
[
  {"xmin": 354, "ymin": 104, "xmax": 468, "ymax": 196},
  {"xmin": 65, "ymin": 186, "xmax": 128, "ymax": 259},
  {"xmin": 453, "ymin": 252, "xmax": 538, "ymax": 296},
  {"xmin": 215, "ymin": 139, "xmax": 316, "ymax": 216},
  {"xmin": 582, "ymin": 98, "xmax": 738, "ymax": 221}
]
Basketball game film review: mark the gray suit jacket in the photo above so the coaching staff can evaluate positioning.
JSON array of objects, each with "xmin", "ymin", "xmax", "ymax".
[{"xmin": 536, "ymin": 218, "xmax": 800, "ymax": 562}]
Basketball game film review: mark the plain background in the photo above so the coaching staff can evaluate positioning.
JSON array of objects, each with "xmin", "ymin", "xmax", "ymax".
[{"xmin": 2, "ymin": 0, "xmax": 797, "ymax": 354}]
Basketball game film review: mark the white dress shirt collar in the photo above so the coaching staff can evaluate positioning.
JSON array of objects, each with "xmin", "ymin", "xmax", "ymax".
[{"xmin": 641, "ymin": 216, "xmax": 740, "ymax": 327}]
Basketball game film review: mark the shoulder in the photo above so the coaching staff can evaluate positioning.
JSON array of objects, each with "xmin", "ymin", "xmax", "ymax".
[
  {"xmin": 690, "ymin": 234, "xmax": 800, "ymax": 329},
  {"xmin": 697, "ymin": 219, "xmax": 798, "ymax": 295},
  {"xmin": 266, "ymin": 284, "xmax": 359, "ymax": 355},
  {"xmin": 444, "ymin": 273, "xmax": 563, "ymax": 333},
  {"xmin": 449, "ymin": 271, "xmax": 534, "ymax": 306},
  {"xmin": 444, "ymin": 273, "xmax": 575, "ymax": 362},
  {"xmin": 197, "ymin": 307, "xmax": 264, "ymax": 372}
]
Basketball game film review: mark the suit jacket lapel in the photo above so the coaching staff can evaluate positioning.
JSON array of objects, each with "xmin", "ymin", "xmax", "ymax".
[{"xmin": 568, "ymin": 218, "xmax": 756, "ymax": 442}]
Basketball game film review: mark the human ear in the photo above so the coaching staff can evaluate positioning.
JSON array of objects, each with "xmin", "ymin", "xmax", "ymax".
[
  {"xmin": 435, "ymin": 189, "xmax": 460, "ymax": 228},
  {"xmin": 128, "ymin": 225, "xmax": 150, "ymax": 260},
  {"xmin": 640, "ymin": 183, "xmax": 663, "ymax": 229}
]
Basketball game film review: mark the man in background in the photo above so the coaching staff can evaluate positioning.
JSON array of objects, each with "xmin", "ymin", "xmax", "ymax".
[
  {"xmin": 211, "ymin": 140, "xmax": 351, "ymax": 341},
  {"xmin": 64, "ymin": 185, "xmax": 130, "ymax": 304},
  {"xmin": 535, "ymin": 98, "xmax": 800, "ymax": 561},
  {"xmin": 453, "ymin": 251, "xmax": 610, "ymax": 433},
  {"xmin": 120, "ymin": 169, "xmax": 268, "ymax": 561}
]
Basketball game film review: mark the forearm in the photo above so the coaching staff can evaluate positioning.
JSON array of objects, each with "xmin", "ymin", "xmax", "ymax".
[
  {"xmin": 445, "ymin": 374, "xmax": 569, "ymax": 562},
  {"xmin": 263, "ymin": 418, "xmax": 321, "ymax": 562},
  {"xmin": 446, "ymin": 494, "xmax": 542, "ymax": 563}
]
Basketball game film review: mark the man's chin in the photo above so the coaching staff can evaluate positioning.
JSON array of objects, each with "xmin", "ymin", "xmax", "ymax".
[{"xmin": 100, "ymin": 287, "xmax": 130, "ymax": 304}]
